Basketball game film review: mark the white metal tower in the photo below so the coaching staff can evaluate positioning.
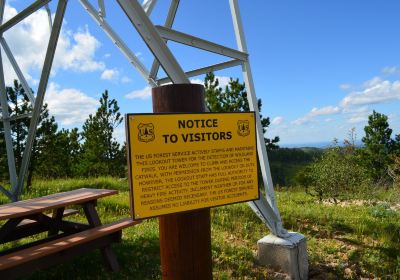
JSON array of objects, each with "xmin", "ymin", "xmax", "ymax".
[{"xmin": 0, "ymin": 0, "xmax": 288, "ymax": 237}]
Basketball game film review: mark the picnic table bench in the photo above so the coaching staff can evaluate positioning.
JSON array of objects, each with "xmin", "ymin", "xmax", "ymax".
[{"xmin": 0, "ymin": 188, "xmax": 139, "ymax": 279}]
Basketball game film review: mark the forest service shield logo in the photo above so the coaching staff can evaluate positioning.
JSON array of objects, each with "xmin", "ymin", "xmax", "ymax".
[
  {"xmin": 237, "ymin": 120, "xmax": 250, "ymax": 137},
  {"xmin": 138, "ymin": 123, "xmax": 155, "ymax": 142}
]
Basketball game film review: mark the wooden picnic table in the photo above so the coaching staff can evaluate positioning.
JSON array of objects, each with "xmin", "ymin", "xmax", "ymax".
[{"xmin": 0, "ymin": 188, "xmax": 139, "ymax": 279}]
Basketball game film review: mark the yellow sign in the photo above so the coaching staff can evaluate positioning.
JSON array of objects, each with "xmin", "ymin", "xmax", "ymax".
[{"xmin": 126, "ymin": 112, "xmax": 259, "ymax": 219}]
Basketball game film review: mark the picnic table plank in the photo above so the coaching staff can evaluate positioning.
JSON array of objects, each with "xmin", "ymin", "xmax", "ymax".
[
  {"xmin": 0, "ymin": 217, "xmax": 139, "ymax": 270},
  {"xmin": 0, "ymin": 188, "xmax": 118, "ymax": 220}
]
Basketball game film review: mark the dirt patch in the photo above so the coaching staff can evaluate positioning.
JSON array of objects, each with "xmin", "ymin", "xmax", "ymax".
[{"xmin": 322, "ymin": 199, "xmax": 400, "ymax": 211}]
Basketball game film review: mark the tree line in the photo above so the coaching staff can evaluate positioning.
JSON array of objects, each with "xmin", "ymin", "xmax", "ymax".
[
  {"xmin": 4, "ymin": 74, "xmax": 397, "ymax": 203},
  {"xmin": 0, "ymin": 80, "xmax": 125, "ymax": 188},
  {"xmin": 0, "ymin": 74, "xmax": 279, "ymax": 191}
]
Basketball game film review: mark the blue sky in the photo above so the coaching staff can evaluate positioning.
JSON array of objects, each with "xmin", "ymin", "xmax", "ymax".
[{"xmin": 3, "ymin": 1, "xmax": 400, "ymax": 146}]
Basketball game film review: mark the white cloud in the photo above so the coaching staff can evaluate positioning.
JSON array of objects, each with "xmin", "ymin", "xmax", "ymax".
[
  {"xmin": 292, "ymin": 117, "xmax": 309, "ymax": 126},
  {"xmin": 342, "ymin": 106, "xmax": 369, "ymax": 114},
  {"xmin": 347, "ymin": 115, "xmax": 368, "ymax": 124},
  {"xmin": 215, "ymin": 76, "xmax": 231, "ymax": 89},
  {"xmin": 54, "ymin": 25, "xmax": 105, "ymax": 73},
  {"xmin": 271, "ymin": 116, "xmax": 284, "ymax": 125},
  {"xmin": 45, "ymin": 83, "xmax": 98, "ymax": 125},
  {"xmin": 114, "ymin": 126, "xmax": 126, "ymax": 144},
  {"xmin": 190, "ymin": 78, "xmax": 204, "ymax": 85},
  {"xmin": 310, "ymin": 106, "xmax": 341, "ymax": 116},
  {"xmin": 342, "ymin": 106, "xmax": 370, "ymax": 124},
  {"xmin": 382, "ymin": 66, "xmax": 400, "ymax": 75},
  {"xmin": 340, "ymin": 77, "xmax": 400, "ymax": 107},
  {"xmin": 362, "ymin": 76, "xmax": 382, "ymax": 88},
  {"xmin": 189, "ymin": 76, "xmax": 231, "ymax": 88},
  {"xmin": 125, "ymin": 86, "xmax": 151, "ymax": 100},
  {"xmin": 192, "ymin": 76, "xmax": 231, "ymax": 88},
  {"xmin": 121, "ymin": 76, "xmax": 132, "ymax": 83},
  {"xmin": 2, "ymin": 4, "xmax": 105, "ymax": 85},
  {"xmin": 339, "ymin": 84, "xmax": 352, "ymax": 91},
  {"xmin": 2, "ymin": 4, "xmax": 48, "ymax": 83},
  {"xmin": 101, "ymin": 69, "xmax": 119, "ymax": 80},
  {"xmin": 293, "ymin": 106, "xmax": 340, "ymax": 125}
]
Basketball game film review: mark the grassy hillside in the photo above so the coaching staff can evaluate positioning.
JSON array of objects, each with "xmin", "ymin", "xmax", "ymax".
[{"xmin": 0, "ymin": 177, "xmax": 399, "ymax": 279}]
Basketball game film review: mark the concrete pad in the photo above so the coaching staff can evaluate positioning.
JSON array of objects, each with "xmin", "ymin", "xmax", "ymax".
[{"xmin": 257, "ymin": 232, "xmax": 308, "ymax": 280}]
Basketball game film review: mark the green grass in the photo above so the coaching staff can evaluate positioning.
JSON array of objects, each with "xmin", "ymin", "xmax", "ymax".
[{"xmin": 1, "ymin": 178, "xmax": 399, "ymax": 279}]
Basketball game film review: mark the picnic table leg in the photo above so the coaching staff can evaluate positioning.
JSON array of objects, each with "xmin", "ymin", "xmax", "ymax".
[
  {"xmin": 82, "ymin": 201, "xmax": 120, "ymax": 272},
  {"xmin": 48, "ymin": 207, "xmax": 65, "ymax": 236},
  {"xmin": 0, "ymin": 218, "xmax": 23, "ymax": 243}
]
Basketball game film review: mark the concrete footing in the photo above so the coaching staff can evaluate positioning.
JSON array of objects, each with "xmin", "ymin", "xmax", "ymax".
[{"xmin": 257, "ymin": 232, "xmax": 308, "ymax": 280}]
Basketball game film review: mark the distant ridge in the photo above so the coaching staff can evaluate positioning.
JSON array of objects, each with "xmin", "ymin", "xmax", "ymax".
[{"xmin": 281, "ymin": 140, "xmax": 364, "ymax": 149}]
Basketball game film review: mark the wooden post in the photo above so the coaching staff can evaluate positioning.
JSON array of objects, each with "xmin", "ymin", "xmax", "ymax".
[{"xmin": 152, "ymin": 84, "xmax": 212, "ymax": 280}]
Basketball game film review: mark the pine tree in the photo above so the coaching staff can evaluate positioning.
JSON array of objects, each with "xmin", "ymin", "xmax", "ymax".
[
  {"xmin": 0, "ymin": 80, "xmax": 60, "ymax": 189},
  {"xmin": 31, "ymin": 106, "xmax": 62, "ymax": 181},
  {"xmin": 204, "ymin": 72, "xmax": 279, "ymax": 149},
  {"xmin": 79, "ymin": 90, "xmax": 124, "ymax": 177},
  {"xmin": 0, "ymin": 122, "xmax": 7, "ymax": 180},
  {"xmin": 7, "ymin": 80, "xmax": 30, "ymax": 172},
  {"xmin": 361, "ymin": 110, "xmax": 394, "ymax": 181}
]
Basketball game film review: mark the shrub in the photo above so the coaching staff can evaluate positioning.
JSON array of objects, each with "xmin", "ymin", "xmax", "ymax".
[
  {"xmin": 306, "ymin": 141, "xmax": 371, "ymax": 203},
  {"xmin": 388, "ymin": 155, "xmax": 400, "ymax": 188}
]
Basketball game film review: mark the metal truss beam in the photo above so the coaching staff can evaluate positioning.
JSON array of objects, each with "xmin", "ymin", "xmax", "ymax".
[
  {"xmin": 248, "ymin": 195, "xmax": 283, "ymax": 235},
  {"xmin": 0, "ymin": 0, "xmax": 17, "ymax": 201},
  {"xmin": 80, "ymin": 0, "xmax": 156, "ymax": 86},
  {"xmin": 156, "ymin": 26, "xmax": 248, "ymax": 61},
  {"xmin": 157, "ymin": 59, "xmax": 242, "ymax": 85},
  {"xmin": 142, "ymin": 0, "xmax": 157, "ymax": 15},
  {"xmin": 0, "ymin": 0, "xmax": 50, "ymax": 34},
  {"xmin": 15, "ymin": 0, "xmax": 68, "ymax": 200},
  {"xmin": 0, "ymin": 38, "xmax": 35, "ymax": 104},
  {"xmin": 149, "ymin": 0, "xmax": 180, "ymax": 81},
  {"xmin": 45, "ymin": 4, "xmax": 52, "ymax": 29},
  {"xmin": 229, "ymin": 0, "xmax": 286, "ymax": 237},
  {"xmin": 117, "ymin": 0, "xmax": 189, "ymax": 84},
  {"xmin": 0, "ymin": 184, "xmax": 12, "ymax": 199},
  {"xmin": 0, "ymin": 113, "xmax": 33, "ymax": 122}
]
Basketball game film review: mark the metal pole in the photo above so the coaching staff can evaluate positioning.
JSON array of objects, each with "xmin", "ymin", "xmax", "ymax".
[
  {"xmin": 0, "ymin": 0, "xmax": 17, "ymax": 201},
  {"xmin": 229, "ymin": 0, "xmax": 286, "ymax": 236},
  {"xmin": 15, "ymin": 0, "xmax": 68, "ymax": 200}
]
